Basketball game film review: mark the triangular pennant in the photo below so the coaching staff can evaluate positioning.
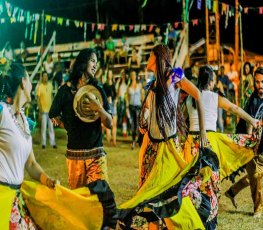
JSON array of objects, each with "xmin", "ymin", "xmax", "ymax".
[
  {"xmin": 79, "ymin": 21, "xmax": 83, "ymax": 28},
  {"xmin": 10, "ymin": 17, "xmax": 16, "ymax": 23},
  {"xmin": 206, "ymin": 0, "xmax": 211, "ymax": 10},
  {"xmin": 119, "ymin": 25, "xmax": 125, "ymax": 31},
  {"xmin": 212, "ymin": 0, "xmax": 217, "ymax": 13},
  {"xmin": 259, "ymin": 7, "xmax": 263, "ymax": 14},
  {"xmin": 244, "ymin": 7, "xmax": 249, "ymax": 14},
  {"xmin": 209, "ymin": 15, "xmax": 215, "ymax": 24},
  {"xmin": 74, "ymin": 20, "xmax": 80, "ymax": 27},
  {"xmin": 134, "ymin": 25, "xmax": 140, "ymax": 32},
  {"xmin": 57, "ymin": 17, "xmax": 63, "ymax": 25},
  {"xmin": 192, "ymin": 19, "xmax": 198, "ymax": 26},
  {"xmin": 35, "ymin": 14, "xmax": 40, "ymax": 21},
  {"xmin": 45, "ymin": 15, "xmax": 51, "ymax": 22},
  {"xmin": 129, "ymin": 25, "xmax": 134, "ymax": 31},
  {"xmin": 221, "ymin": 3, "xmax": 227, "ymax": 15},
  {"xmin": 92, "ymin": 23, "xmax": 95, "ymax": 31},
  {"xmin": 0, "ymin": 18, "xmax": 5, "ymax": 23},
  {"xmin": 197, "ymin": 0, "xmax": 202, "ymax": 10},
  {"xmin": 141, "ymin": 24, "xmax": 147, "ymax": 31},
  {"xmin": 148, "ymin": 24, "xmax": 154, "ymax": 32},
  {"xmin": 51, "ymin": 16, "xmax": 56, "ymax": 22},
  {"xmin": 112, "ymin": 24, "xmax": 118, "ymax": 31},
  {"xmin": 66, "ymin": 19, "xmax": 70, "ymax": 26}
]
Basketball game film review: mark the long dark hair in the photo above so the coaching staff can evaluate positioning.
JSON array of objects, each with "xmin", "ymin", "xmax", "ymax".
[
  {"xmin": 69, "ymin": 48, "xmax": 97, "ymax": 89},
  {"xmin": 0, "ymin": 62, "xmax": 26, "ymax": 102},
  {"xmin": 192, "ymin": 65, "xmax": 214, "ymax": 109},
  {"xmin": 140, "ymin": 44, "xmax": 176, "ymax": 140}
]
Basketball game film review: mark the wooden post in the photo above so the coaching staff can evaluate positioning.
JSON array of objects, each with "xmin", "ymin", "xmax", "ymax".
[
  {"xmin": 215, "ymin": 0, "xmax": 220, "ymax": 66},
  {"xmin": 239, "ymin": 10, "xmax": 244, "ymax": 107},
  {"xmin": 235, "ymin": 0, "xmax": 239, "ymax": 70},
  {"xmin": 183, "ymin": 0, "xmax": 190, "ymax": 67},
  {"xmin": 205, "ymin": 6, "xmax": 209, "ymax": 63}
]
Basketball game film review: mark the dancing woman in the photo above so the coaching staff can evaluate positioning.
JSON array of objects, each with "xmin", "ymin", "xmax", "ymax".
[
  {"xmin": 118, "ymin": 44, "xmax": 209, "ymax": 229},
  {"xmin": 184, "ymin": 65, "xmax": 261, "ymax": 178},
  {"xmin": 0, "ymin": 62, "xmax": 56, "ymax": 229}
]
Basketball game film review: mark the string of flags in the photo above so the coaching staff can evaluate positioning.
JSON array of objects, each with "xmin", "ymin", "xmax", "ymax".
[{"xmin": 0, "ymin": 0, "xmax": 262, "ymax": 44}]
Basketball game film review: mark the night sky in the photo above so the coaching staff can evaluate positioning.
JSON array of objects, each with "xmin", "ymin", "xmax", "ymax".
[{"xmin": 1, "ymin": 0, "xmax": 263, "ymax": 55}]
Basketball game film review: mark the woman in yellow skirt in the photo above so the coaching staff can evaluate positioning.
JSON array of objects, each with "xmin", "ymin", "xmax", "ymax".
[
  {"xmin": 117, "ymin": 44, "xmax": 216, "ymax": 229},
  {"xmin": 184, "ymin": 65, "xmax": 262, "ymax": 179}
]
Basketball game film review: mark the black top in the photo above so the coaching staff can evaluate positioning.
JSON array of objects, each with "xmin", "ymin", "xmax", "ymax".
[
  {"xmin": 49, "ymin": 79, "xmax": 110, "ymax": 150},
  {"xmin": 236, "ymin": 92, "xmax": 263, "ymax": 153},
  {"xmin": 103, "ymin": 83, "xmax": 117, "ymax": 101}
]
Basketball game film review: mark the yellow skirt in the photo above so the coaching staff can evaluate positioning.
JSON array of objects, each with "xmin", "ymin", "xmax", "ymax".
[
  {"xmin": 119, "ymin": 133, "xmax": 205, "ymax": 230},
  {"xmin": 21, "ymin": 181, "xmax": 103, "ymax": 230},
  {"xmin": 184, "ymin": 132, "xmax": 257, "ymax": 179}
]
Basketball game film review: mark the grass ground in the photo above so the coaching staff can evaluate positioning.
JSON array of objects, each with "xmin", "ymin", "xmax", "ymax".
[{"xmin": 25, "ymin": 127, "xmax": 263, "ymax": 230}]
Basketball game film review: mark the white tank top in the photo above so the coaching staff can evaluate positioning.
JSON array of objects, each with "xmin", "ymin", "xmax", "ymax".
[
  {"xmin": 186, "ymin": 90, "xmax": 218, "ymax": 132},
  {"xmin": 0, "ymin": 103, "xmax": 32, "ymax": 185}
]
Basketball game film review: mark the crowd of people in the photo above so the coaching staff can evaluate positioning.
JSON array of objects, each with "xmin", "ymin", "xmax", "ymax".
[{"xmin": 0, "ymin": 31, "xmax": 263, "ymax": 229}]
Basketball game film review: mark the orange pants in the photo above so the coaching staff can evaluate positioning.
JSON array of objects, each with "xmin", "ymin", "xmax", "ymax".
[{"xmin": 66, "ymin": 156, "xmax": 108, "ymax": 189}]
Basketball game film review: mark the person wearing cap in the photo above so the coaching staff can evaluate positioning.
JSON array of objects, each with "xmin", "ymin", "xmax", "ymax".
[{"xmin": 49, "ymin": 48, "xmax": 117, "ymax": 230}]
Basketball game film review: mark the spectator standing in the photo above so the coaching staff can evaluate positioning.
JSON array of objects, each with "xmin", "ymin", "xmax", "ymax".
[
  {"xmin": 104, "ymin": 36, "xmax": 115, "ymax": 65},
  {"xmin": 116, "ymin": 35, "xmax": 129, "ymax": 64},
  {"xmin": 43, "ymin": 53, "xmax": 54, "ymax": 79},
  {"xmin": 126, "ymin": 70, "xmax": 144, "ymax": 149},
  {"xmin": 103, "ymin": 69, "xmax": 117, "ymax": 146},
  {"xmin": 36, "ymin": 72, "xmax": 57, "ymax": 149},
  {"xmin": 227, "ymin": 61, "xmax": 239, "ymax": 105},
  {"xmin": 242, "ymin": 61, "xmax": 254, "ymax": 105}
]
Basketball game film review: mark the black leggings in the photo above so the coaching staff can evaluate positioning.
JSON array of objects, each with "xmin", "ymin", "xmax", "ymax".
[
  {"xmin": 86, "ymin": 180, "xmax": 117, "ymax": 229},
  {"xmin": 129, "ymin": 105, "xmax": 140, "ymax": 142}
]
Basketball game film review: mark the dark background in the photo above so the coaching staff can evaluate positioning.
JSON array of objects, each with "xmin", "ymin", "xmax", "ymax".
[{"xmin": 1, "ymin": 0, "xmax": 263, "ymax": 54}]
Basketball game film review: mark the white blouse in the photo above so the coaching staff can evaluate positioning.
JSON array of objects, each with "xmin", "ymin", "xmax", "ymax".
[{"xmin": 0, "ymin": 102, "xmax": 32, "ymax": 185}]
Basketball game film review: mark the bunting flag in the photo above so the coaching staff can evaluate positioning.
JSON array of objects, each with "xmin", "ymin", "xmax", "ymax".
[
  {"xmin": 129, "ymin": 25, "xmax": 134, "ymax": 31},
  {"xmin": 57, "ymin": 17, "xmax": 63, "ymax": 26},
  {"xmin": 192, "ymin": 19, "xmax": 199, "ymax": 26},
  {"xmin": 197, "ymin": 0, "xmax": 201, "ymax": 10},
  {"xmin": 119, "ymin": 24, "xmax": 125, "ymax": 31},
  {"xmin": 206, "ymin": 0, "xmax": 211, "ymax": 10},
  {"xmin": 111, "ymin": 24, "xmax": 118, "ymax": 31},
  {"xmin": 244, "ymin": 7, "xmax": 249, "ymax": 14},
  {"xmin": 45, "ymin": 15, "xmax": 51, "ymax": 22},
  {"xmin": 209, "ymin": 15, "xmax": 215, "ymax": 24},
  {"xmin": 141, "ymin": 24, "xmax": 147, "ymax": 31},
  {"xmin": 134, "ymin": 24, "xmax": 140, "ymax": 32},
  {"xmin": 1, "ymin": 0, "xmax": 263, "ymax": 44},
  {"xmin": 148, "ymin": 24, "xmax": 154, "ymax": 32}
]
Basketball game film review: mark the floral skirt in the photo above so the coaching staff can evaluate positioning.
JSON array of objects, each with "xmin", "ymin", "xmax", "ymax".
[
  {"xmin": 118, "ymin": 133, "xmax": 221, "ymax": 229},
  {"xmin": 0, "ymin": 184, "xmax": 37, "ymax": 230},
  {"xmin": 184, "ymin": 131, "xmax": 260, "ymax": 180}
]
